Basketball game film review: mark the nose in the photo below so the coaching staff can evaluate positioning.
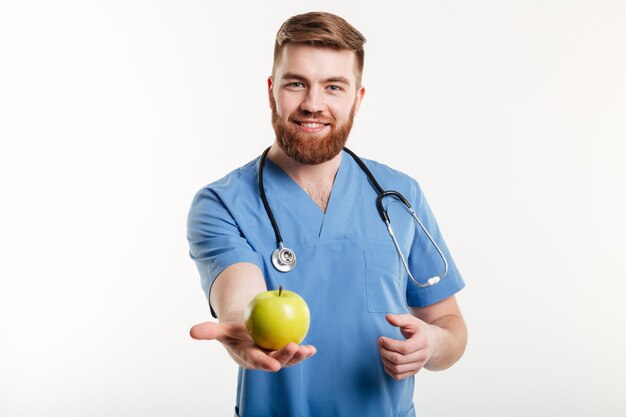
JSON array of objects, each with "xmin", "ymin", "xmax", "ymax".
[{"xmin": 300, "ymin": 86, "xmax": 324, "ymax": 114}]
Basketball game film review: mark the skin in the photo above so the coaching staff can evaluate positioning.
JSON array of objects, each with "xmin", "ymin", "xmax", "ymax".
[
  {"xmin": 378, "ymin": 298, "xmax": 467, "ymax": 380},
  {"xmin": 190, "ymin": 44, "xmax": 468, "ymax": 378},
  {"xmin": 267, "ymin": 44, "xmax": 365, "ymax": 211},
  {"xmin": 190, "ymin": 263, "xmax": 315, "ymax": 371}
]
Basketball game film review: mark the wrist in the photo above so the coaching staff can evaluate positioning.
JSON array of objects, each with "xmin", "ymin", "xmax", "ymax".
[
  {"xmin": 424, "ymin": 324, "xmax": 445, "ymax": 370},
  {"xmin": 219, "ymin": 308, "xmax": 246, "ymax": 323},
  {"xmin": 423, "ymin": 314, "xmax": 467, "ymax": 371}
]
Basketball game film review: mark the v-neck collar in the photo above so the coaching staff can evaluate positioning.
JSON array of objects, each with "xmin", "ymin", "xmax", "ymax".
[{"xmin": 262, "ymin": 150, "xmax": 362, "ymax": 241}]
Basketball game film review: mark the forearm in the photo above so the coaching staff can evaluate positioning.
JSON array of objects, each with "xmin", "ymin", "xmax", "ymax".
[
  {"xmin": 423, "ymin": 314, "xmax": 467, "ymax": 371},
  {"xmin": 210, "ymin": 263, "xmax": 267, "ymax": 323}
]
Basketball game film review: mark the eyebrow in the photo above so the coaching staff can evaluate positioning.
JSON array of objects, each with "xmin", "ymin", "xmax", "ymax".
[{"xmin": 281, "ymin": 72, "xmax": 351, "ymax": 86}]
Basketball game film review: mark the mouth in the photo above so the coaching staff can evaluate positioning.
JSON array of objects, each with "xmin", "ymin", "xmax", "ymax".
[
  {"xmin": 296, "ymin": 121, "xmax": 329, "ymax": 128},
  {"xmin": 292, "ymin": 119, "xmax": 332, "ymax": 133}
]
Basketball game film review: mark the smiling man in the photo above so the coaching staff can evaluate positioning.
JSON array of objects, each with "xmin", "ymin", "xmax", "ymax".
[
  {"xmin": 270, "ymin": 44, "xmax": 362, "ymax": 167},
  {"xmin": 188, "ymin": 12, "xmax": 467, "ymax": 417}
]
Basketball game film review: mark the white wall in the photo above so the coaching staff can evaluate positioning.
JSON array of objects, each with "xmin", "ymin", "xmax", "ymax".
[{"xmin": 1, "ymin": 1, "xmax": 625, "ymax": 416}]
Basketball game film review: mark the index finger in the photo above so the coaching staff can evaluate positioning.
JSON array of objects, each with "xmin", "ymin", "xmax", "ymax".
[{"xmin": 378, "ymin": 336, "xmax": 419, "ymax": 355}]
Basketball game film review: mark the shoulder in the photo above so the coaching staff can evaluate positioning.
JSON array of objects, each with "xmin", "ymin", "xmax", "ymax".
[
  {"xmin": 187, "ymin": 158, "xmax": 261, "ymax": 231},
  {"xmin": 191, "ymin": 158, "xmax": 259, "ymax": 206},
  {"xmin": 349, "ymin": 152, "xmax": 423, "ymax": 200},
  {"xmin": 187, "ymin": 157, "xmax": 262, "ymax": 240}
]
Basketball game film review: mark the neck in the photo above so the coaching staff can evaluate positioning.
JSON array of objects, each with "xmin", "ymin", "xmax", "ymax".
[
  {"xmin": 267, "ymin": 143, "xmax": 342, "ymax": 213},
  {"xmin": 267, "ymin": 143, "xmax": 342, "ymax": 185}
]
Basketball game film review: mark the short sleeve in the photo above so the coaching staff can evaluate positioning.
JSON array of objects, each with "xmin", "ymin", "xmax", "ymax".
[
  {"xmin": 405, "ymin": 180, "xmax": 465, "ymax": 307},
  {"xmin": 187, "ymin": 187, "xmax": 263, "ymax": 318}
]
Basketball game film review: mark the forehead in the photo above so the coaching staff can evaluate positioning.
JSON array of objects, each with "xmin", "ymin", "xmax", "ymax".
[{"xmin": 275, "ymin": 44, "xmax": 357, "ymax": 83}]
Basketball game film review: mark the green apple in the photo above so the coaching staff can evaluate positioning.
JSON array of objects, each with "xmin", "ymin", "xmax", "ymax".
[{"xmin": 244, "ymin": 285, "xmax": 310, "ymax": 351}]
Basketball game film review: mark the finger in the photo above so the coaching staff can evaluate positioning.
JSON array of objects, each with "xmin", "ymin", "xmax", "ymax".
[
  {"xmin": 247, "ymin": 348, "xmax": 282, "ymax": 372},
  {"xmin": 383, "ymin": 363, "xmax": 421, "ymax": 381},
  {"xmin": 386, "ymin": 313, "xmax": 422, "ymax": 334},
  {"xmin": 189, "ymin": 322, "xmax": 226, "ymax": 341},
  {"xmin": 383, "ymin": 360, "xmax": 423, "ymax": 375},
  {"xmin": 285, "ymin": 345, "xmax": 317, "ymax": 367},
  {"xmin": 385, "ymin": 313, "xmax": 416, "ymax": 327},
  {"xmin": 378, "ymin": 336, "xmax": 421, "ymax": 355},
  {"xmin": 379, "ymin": 344, "xmax": 424, "ymax": 365},
  {"xmin": 386, "ymin": 314, "xmax": 423, "ymax": 340},
  {"xmin": 268, "ymin": 343, "xmax": 299, "ymax": 366}
]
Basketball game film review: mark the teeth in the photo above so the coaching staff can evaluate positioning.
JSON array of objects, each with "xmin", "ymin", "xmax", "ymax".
[{"xmin": 301, "ymin": 122, "xmax": 324, "ymax": 128}]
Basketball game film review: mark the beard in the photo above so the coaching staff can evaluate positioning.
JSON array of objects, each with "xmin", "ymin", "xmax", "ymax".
[{"xmin": 270, "ymin": 95, "xmax": 356, "ymax": 165}]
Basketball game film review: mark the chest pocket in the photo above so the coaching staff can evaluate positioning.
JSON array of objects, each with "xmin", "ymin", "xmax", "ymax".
[{"xmin": 364, "ymin": 243, "xmax": 409, "ymax": 314}]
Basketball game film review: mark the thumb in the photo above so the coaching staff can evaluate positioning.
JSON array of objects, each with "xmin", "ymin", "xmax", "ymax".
[
  {"xmin": 189, "ymin": 321, "xmax": 227, "ymax": 341},
  {"xmin": 385, "ymin": 314, "xmax": 419, "ymax": 337},
  {"xmin": 385, "ymin": 313, "xmax": 417, "ymax": 328}
]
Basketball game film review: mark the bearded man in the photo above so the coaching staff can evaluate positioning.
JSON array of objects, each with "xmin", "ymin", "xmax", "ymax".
[{"xmin": 188, "ymin": 12, "xmax": 467, "ymax": 417}]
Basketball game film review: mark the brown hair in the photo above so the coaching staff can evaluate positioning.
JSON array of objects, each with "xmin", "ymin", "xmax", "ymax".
[{"xmin": 273, "ymin": 12, "xmax": 367, "ymax": 86}]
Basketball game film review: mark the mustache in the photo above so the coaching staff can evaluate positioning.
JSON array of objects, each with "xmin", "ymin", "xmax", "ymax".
[{"xmin": 288, "ymin": 110, "xmax": 335, "ymax": 125}]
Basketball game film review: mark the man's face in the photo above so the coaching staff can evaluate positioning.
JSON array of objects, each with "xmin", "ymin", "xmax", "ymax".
[{"xmin": 269, "ymin": 44, "xmax": 365, "ymax": 165}]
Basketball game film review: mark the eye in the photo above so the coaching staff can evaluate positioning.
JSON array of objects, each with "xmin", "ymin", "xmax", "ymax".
[
  {"xmin": 328, "ymin": 85, "xmax": 342, "ymax": 92},
  {"xmin": 287, "ymin": 82, "xmax": 305, "ymax": 88}
]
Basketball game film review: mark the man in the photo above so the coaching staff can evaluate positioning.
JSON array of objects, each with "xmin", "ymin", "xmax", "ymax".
[{"xmin": 188, "ymin": 12, "xmax": 467, "ymax": 417}]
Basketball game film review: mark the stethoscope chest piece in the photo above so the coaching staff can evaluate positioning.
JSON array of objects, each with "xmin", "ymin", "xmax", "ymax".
[{"xmin": 272, "ymin": 245, "xmax": 297, "ymax": 273}]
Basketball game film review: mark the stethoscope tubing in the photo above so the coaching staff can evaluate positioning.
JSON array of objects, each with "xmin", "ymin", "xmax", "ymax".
[
  {"xmin": 258, "ymin": 146, "xmax": 448, "ymax": 287},
  {"xmin": 258, "ymin": 147, "xmax": 284, "ymax": 247}
]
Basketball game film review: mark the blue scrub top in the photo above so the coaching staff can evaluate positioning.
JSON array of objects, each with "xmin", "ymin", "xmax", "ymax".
[{"xmin": 188, "ymin": 150, "xmax": 465, "ymax": 417}]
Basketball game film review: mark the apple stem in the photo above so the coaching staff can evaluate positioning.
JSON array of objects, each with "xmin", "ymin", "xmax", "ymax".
[{"xmin": 278, "ymin": 285, "xmax": 283, "ymax": 297}]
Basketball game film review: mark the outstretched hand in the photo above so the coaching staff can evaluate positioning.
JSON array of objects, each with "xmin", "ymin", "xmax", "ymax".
[
  {"xmin": 378, "ymin": 314, "xmax": 436, "ymax": 380},
  {"xmin": 190, "ymin": 321, "xmax": 317, "ymax": 372}
]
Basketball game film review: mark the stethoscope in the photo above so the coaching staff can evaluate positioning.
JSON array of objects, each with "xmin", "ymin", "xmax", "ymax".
[{"xmin": 258, "ymin": 146, "xmax": 449, "ymax": 288}]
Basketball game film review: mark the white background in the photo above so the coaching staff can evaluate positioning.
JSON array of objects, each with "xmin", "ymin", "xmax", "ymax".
[{"xmin": 1, "ymin": 1, "xmax": 625, "ymax": 416}]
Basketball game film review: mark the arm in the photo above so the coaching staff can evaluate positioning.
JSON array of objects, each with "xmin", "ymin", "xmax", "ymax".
[
  {"xmin": 410, "ymin": 295, "xmax": 467, "ymax": 371},
  {"xmin": 378, "ymin": 295, "xmax": 467, "ymax": 380},
  {"xmin": 210, "ymin": 262, "xmax": 267, "ymax": 323},
  {"xmin": 190, "ymin": 262, "xmax": 317, "ymax": 371}
]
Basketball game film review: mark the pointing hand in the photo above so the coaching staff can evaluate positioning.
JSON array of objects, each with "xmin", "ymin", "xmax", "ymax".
[{"xmin": 378, "ymin": 314, "xmax": 435, "ymax": 380}]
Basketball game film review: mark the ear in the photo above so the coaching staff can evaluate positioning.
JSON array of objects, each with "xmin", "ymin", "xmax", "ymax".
[
  {"xmin": 267, "ymin": 76, "xmax": 274, "ymax": 109},
  {"xmin": 353, "ymin": 85, "xmax": 366, "ymax": 115}
]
